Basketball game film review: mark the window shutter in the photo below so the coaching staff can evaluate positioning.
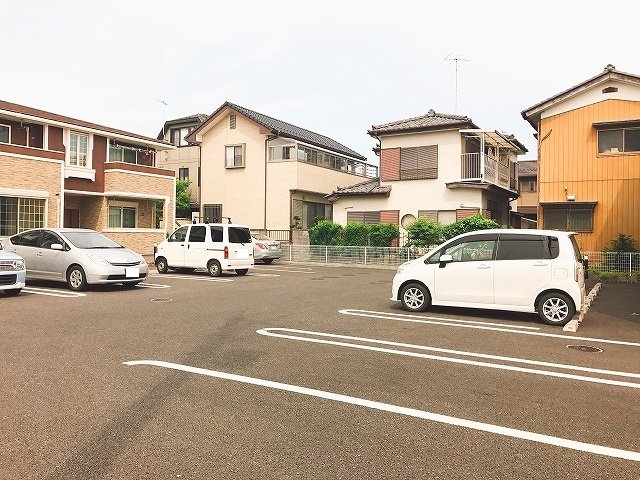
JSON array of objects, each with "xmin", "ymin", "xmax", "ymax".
[
  {"xmin": 400, "ymin": 145, "xmax": 437, "ymax": 179},
  {"xmin": 364, "ymin": 211, "xmax": 381, "ymax": 224},
  {"xmin": 379, "ymin": 210, "xmax": 399, "ymax": 225},
  {"xmin": 456, "ymin": 208, "xmax": 479, "ymax": 221},
  {"xmin": 380, "ymin": 148, "xmax": 400, "ymax": 181},
  {"xmin": 418, "ymin": 210, "xmax": 438, "ymax": 222},
  {"xmin": 347, "ymin": 211, "xmax": 365, "ymax": 223}
]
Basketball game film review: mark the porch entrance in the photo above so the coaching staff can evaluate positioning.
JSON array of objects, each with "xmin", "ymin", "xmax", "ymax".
[{"xmin": 64, "ymin": 209, "xmax": 80, "ymax": 228}]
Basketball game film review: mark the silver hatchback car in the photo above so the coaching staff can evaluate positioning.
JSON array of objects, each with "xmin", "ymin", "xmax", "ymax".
[{"xmin": 5, "ymin": 228, "xmax": 148, "ymax": 291}]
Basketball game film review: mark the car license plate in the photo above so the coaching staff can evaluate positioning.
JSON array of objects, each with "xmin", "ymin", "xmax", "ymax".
[
  {"xmin": 125, "ymin": 267, "xmax": 139, "ymax": 278},
  {"xmin": 236, "ymin": 249, "xmax": 249, "ymax": 259},
  {"xmin": 268, "ymin": 245, "xmax": 277, "ymax": 250}
]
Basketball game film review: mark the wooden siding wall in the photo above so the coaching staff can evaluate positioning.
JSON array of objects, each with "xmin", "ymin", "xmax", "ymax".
[{"xmin": 538, "ymin": 99, "xmax": 640, "ymax": 251}]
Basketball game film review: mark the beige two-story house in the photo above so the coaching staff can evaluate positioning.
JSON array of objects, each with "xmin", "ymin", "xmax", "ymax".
[
  {"xmin": 0, "ymin": 99, "xmax": 176, "ymax": 254},
  {"xmin": 184, "ymin": 102, "xmax": 378, "ymax": 234},
  {"xmin": 328, "ymin": 109, "xmax": 527, "ymax": 232}
]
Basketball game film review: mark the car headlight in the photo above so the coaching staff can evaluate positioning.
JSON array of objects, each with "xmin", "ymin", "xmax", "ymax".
[
  {"xmin": 87, "ymin": 253, "xmax": 110, "ymax": 266},
  {"xmin": 396, "ymin": 262, "xmax": 410, "ymax": 274}
]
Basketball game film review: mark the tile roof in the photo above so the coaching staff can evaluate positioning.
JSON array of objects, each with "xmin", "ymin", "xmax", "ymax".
[
  {"xmin": 0, "ymin": 99, "xmax": 172, "ymax": 147},
  {"xmin": 517, "ymin": 160, "xmax": 538, "ymax": 177},
  {"xmin": 190, "ymin": 101, "xmax": 367, "ymax": 161},
  {"xmin": 368, "ymin": 109, "xmax": 478, "ymax": 136},
  {"xmin": 157, "ymin": 113, "xmax": 208, "ymax": 139},
  {"xmin": 325, "ymin": 177, "xmax": 391, "ymax": 201}
]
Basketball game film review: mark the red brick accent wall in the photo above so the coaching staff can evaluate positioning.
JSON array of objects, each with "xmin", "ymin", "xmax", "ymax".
[
  {"xmin": 456, "ymin": 208, "xmax": 479, "ymax": 221},
  {"xmin": 380, "ymin": 210, "xmax": 399, "ymax": 225},
  {"xmin": 380, "ymin": 148, "xmax": 400, "ymax": 181}
]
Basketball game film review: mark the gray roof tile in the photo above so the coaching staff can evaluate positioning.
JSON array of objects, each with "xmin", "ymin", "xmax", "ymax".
[
  {"xmin": 369, "ymin": 109, "xmax": 477, "ymax": 135},
  {"xmin": 325, "ymin": 178, "xmax": 391, "ymax": 200}
]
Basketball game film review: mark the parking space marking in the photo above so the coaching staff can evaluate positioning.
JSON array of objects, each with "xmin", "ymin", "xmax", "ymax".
[
  {"xmin": 135, "ymin": 283, "xmax": 171, "ymax": 289},
  {"xmin": 249, "ymin": 273, "xmax": 281, "ymax": 277},
  {"xmin": 123, "ymin": 360, "xmax": 640, "ymax": 463},
  {"xmin": 340, "ymin": 309, "xmax": 540, "ymax": 331},
  {"xmin": 22, "ymin": 287, "xmax": 86, "ymax": 298},
  {"xmin": 149, "ymin": 274, "xmax": 233, "ymax": 283},
  {"xmin": 253, "ymin": 267, "xmax": 315, "ymax": 274},
  {"xmin": 340, "ymin": 309, "xmax": 640, "ymax": 347},
  {"xmin": 257, "ymin": 328, "xmax": 640, "ymax": 389}
]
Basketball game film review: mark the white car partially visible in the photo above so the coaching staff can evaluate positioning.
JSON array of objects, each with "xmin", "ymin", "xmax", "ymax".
[{"xmin": 0, "ymin": 239, "xmax": 26, "ymax": 296}]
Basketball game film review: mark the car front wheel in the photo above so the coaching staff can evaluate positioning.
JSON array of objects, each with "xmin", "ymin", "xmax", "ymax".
[
  {"xmin": 400, "ymin": 283, "xmax": 431, "ymax": 312},
  {"xmin": 67, "ymin": 265, "xmax": 87, "ymax": 291},
  {"xmin": 155, "ymin": 257, "xmax": 169, "ymax": 274},
  {"xmin": 538, "ymin": 292, "xmax": 575, "ymax": 326},
  {"xmin": 4, "ymin": 288, "xmax": 21, "ymax": 296}
]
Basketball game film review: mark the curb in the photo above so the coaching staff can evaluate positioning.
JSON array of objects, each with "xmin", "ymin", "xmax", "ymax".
[{"xmin": 563, "ymin": 282, "xmax": 602, "ymax": 332}]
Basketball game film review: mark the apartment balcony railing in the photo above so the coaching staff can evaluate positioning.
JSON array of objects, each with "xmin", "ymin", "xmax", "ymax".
[{"xmin": 460, "ymin": 153, "xmax": 516, "ymax": 191}]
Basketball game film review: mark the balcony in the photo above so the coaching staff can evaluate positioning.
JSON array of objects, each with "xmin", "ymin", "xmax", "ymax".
[{"xmin": 460, "ymin": 152, "xmax": 516, "ymax": 191}]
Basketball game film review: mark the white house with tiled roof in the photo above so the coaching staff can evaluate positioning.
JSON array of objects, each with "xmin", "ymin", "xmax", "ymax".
[
  {"xmin": 184, "ymin": 101, "xmax": 378, "ymax": 235},
  {"xmin": 327, "ymin": 109, "xmax": 527, "ymax": 235}
]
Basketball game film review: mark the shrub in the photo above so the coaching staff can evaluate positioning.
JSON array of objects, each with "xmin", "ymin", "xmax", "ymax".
[
  {"xmin": 309, "ymin": 220, "xmax": 342, "ymax": 245},
  {"xmin": 340, "ymin": 222, "xmax": 370, "ymax": 246},
  {"xmin": 442, "ymin": 213, "xmax": 500, "ymax": 240},
  {"xmin": 405, "ymin": 218, "xmax": 442, "ymax": 247},
  {"xmin": 369, "ymin": 223, "xmax": 400, "ymax": 247},
  {"xmin": 605, "ymin": 233, "xmax": 638, "ymax": 253}
]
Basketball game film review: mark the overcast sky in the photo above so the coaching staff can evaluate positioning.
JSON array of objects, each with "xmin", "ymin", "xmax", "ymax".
[{"xmin": 3, "ymin": 0, "xmax": 639, "ymax": 162}]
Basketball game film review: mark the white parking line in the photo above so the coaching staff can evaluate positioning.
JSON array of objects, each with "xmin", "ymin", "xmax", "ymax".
[
  {"xmin": 149, "ymin": 274, "xmax": 233, "ymax": 283},
  {"xmin": 135, "ymin": 283, "xmax": 171, "ymax": 289},
  {"xmin": 249, "ymin": 273, "xmax": 281, "ymax": 277},
  {"xmin": 253, "ymin": 267, "xmax": 315, "ymax": 274},
  {"xmin": 22, "ymin": 287, "xmax": 86, "ymax": 298},
  {"xmin": 256, "ymin": 328, "xmax": 640, "ymax": 389},
  {"xmin": 340, "ymin": 309, "xmax": 640, "ymax": 347},
  {"xmin": 123, "ymin": 360, "xmax": 640, "ymax": 463}
]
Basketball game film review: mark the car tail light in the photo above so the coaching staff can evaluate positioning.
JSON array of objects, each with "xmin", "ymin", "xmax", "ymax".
[
  {"xmin": 224, "ymin": 246, "xmax": 229, "ymax": 259},
  {"xmin": 256, "ymin": 242, "xmax": 266, "ymax": 249}
]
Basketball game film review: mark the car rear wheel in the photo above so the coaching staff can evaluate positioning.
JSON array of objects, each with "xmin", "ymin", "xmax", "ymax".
[
  {"xmin": 262, "ymin": 259, "xmax": 274, "ymax": 264},
  {"xmin": 400, "ymin": 283, "xmax": 431, "ymax": 312},
  {"xmin": 155, "ymin": 257, "xmax": 169, "ymax": 274},
  {"xmin": 207, "ymin": 260, "xmax": 222, "ymax": 277},
  {"xmin": 67, "ymin": 265, "xmax": 87, "ymax": 291},
  {"xmin": 235, "ymin": 269, "xmax": 248, "ymax": 276},
  {"xmin": 4, "ymin": 288, "xmax": 21, "ymax": 296},
  {"xmin": 538, "ymin": 292, "xmax": 575, "ymax": 326}
]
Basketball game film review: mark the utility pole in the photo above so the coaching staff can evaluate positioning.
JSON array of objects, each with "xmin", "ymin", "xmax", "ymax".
[{"xmin": 443, "ymin": 53, "xmax": 470, "ymax": 114}]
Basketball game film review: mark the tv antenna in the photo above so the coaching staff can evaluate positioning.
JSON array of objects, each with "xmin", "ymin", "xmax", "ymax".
[
  {"xmin": 443, "ymin": 53, "xmax": 470, "ymax": 113},
  {"xmin": 157, "ymin": 100, "xmax": 168, "ymax": 137}
]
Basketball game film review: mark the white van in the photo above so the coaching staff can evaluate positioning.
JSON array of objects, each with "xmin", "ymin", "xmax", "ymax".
[
  {"xmin": 392, "ymin": 229, "xmax": 587, "ymax": 325},
  {"xmin": 154, "ymin": 223, "xmax": 254, "ymax": 276}
]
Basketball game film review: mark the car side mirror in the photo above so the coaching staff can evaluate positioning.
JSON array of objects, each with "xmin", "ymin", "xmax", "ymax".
[
  {"xmin": 51, "ymin": 243, "xmax": 64, "ymax": 251},
  {"xmin": 439, "ymin": 254, "xmax": 453, "ymax": 268}
]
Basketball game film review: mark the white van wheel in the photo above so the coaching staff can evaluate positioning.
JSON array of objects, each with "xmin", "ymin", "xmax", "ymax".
[
  {"xmin": 207, "ymin": 260, "xmax": 222, "ymax": 277},
  {"xmin": 400, "ymin": 283, "xmax": 431, "ymax": 312},
  {"xmin": 155, "ymin": 257, "xmax": 169, "ymax": 274},
  {"xmin": 538, "ymin": 292, "xmax": 575, "ymax": 326}
]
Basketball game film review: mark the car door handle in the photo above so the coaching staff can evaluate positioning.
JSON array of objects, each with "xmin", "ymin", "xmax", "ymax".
[
  {"xmin": 36, "ymin": 252, "xmax": 43, "ymax": 257},
  {"xmin": 533, "ymin": 262, "xmax": 549, "ymax": 266},
  {"xmin": 476, "ymin": 264, "xmax": 491, "ymax": 269}
]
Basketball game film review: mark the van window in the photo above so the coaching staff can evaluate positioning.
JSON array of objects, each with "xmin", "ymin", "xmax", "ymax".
[
  {"xmin": 496, "ymin": 234, "xmax": 546, "ymax": 260},
  {"xmin": 547, "ymin": 236, "xmax": 560, "ymax": 259},
  {"xmin": 569, "ymin": 235, "xmax": 582, "ymax": 261},
  {"xmin": 188, "ymin": 226, "xmax": 206, "ymax": 242},
  {"xmin": 228, "ymin": 227, "xmax": 251, "ymax": 244},
  {"xmin": 210, "ymin": 226, "xmax": 223, "ymax": 242},
  {"xmin": 168, "ymin": 226, "xmax": 188, "ymax": 242}
]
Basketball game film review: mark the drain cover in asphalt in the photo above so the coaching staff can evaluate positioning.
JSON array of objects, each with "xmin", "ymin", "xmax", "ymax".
[{"xmin": 566, "ymin": 345, "xmax": 603, "ymax": 353}]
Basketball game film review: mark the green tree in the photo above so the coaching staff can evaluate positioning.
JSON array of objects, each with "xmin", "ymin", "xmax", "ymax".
[
  {"xmin": 605, "ymin": 233, "xmax": 638, "ymax": 252},
  {"xmin": 442, "ymin": 213, "xmax": 500, "ymax": 240},
  {"xmin": 341, "ymin": 222, "xmax": 370, "ymax": 246},
  {"xmin": 405, "ymin": 218, "xmax": 442, "ymax": 247},
  {"xmin": 175, "ymin": 179, "xmax": 192, "ymax": 212},
  {"xmin": 309, "ymin": 219, "xmax": 342, "ymax": 245},
  {"xmin": 369, "ymin": 223, "xmax": 400, "ymax": 247}
]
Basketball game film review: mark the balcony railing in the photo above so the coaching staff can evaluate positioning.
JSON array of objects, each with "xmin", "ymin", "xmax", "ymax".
[{"xmin": 460, "ymin": 153, "xmax": 516, "ymax": 191}]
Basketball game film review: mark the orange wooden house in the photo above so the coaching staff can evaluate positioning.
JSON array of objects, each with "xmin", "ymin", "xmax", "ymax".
[{"xmin": 521, "ymin": 64, "xmax": 640, "ymax": 251}]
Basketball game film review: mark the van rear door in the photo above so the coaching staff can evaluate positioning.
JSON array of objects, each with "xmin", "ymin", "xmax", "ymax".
[{"xmin": 228, "ymin": 226, "xmax": 252, "ymax": 260}]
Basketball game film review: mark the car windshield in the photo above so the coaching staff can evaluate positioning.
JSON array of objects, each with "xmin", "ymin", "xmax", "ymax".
[{"xmin": 62, "ymin": 231, "xmax": 122, "ymax": 249}]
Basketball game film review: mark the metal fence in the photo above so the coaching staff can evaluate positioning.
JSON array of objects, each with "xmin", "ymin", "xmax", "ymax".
[
  {"xmin": 584, "ymin": 251, "xmax": 640, "ymax": 274},
  {"xmin": 279, "ymin": 246, "xmax": 640, "ymax": 272}
]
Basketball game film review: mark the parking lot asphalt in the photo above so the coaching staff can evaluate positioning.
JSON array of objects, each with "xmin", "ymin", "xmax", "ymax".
[{"xmin": 1, "ymin": 263, "xmax": 639, "ymax": 479}]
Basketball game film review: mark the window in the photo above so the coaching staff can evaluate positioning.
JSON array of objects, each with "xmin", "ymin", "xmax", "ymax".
[
  {"xmin": 270, "ymin": 146, "xmax": 294, "ymax": 161},
  {"xmin": 108, "ymin": 205, "xmax": 136, "ymax": 228},
  {"xmin": 521, "ymin": 179, "xmax": 537, "ymax": 192},
  {"xmin": 188, "ymin": 226, "xmax": 206, "ymax": 242},
  {"xmin": 169, "ymin": 226, "xmax": 188, "ymax": 242},
  {"xmin": 428, "ymin": 235, "xmax": 496, "ymax": 263},
  {"xmin": 229, "ymin": 227, "xmax": 251, "ymax": 244},
  {"xmin": 210, "ymin": 226, "xmax": 223, "ymax": 242},
  {"xmin": 109, "ymin": 144, "xmax": 140, "ymax": 164},
  {"xmin": 225, "ymin": 145, "xmax": 244, "ymax": 168},
  {"xmin": 401, "ymin": 214, "xmax": 416, "ymax": 228},
  {"xmin": 230, "ymin": 114, "xmax": 236, "ymax": 129},
  {"xmin": 0, "ymin": 196, "xmax": 45, "ymax": 235},
  {"xmin": 179, "ymin": 167, "xmax": 189, "ymax": 180},
  {"xmin": 69, "ymin": 132, "xmax": 89, "ymax": 167},
  {"xmin": 400, "ymin": 145, "xmax": 438, "ymax": 180},
  {"xmin": 203, "ymin": 204, "xmax": 222, "ymax": 223},
  {"xmin": 0, "ymin": 124, "xmax": 10, "ymax": 143},
  {"xmin": 11, "ymin": 229, "xmax": 41, "ymax": 247},
  {"xmin": 598, "ymin": 128, "xmax": 640, "ymax": 153},
  {"xmin": 40, "ymin": 230, "xmax": 64, "ymax": 249},
  {"xmin": 543, "ymin": 204, "xmax": 595, "ymax": 232},
  {"xmin": 496, "ymin": 234, "xmax": 546, "ymax": 260},
  {"xmin": 171, "ymin": 129, "xmax": 182, "ymax": 146}
]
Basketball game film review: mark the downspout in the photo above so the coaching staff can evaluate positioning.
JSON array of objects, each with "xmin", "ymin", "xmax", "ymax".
[{"xmin": 264, "ymin": 132, "xmax": 279, "ymax": 230}]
